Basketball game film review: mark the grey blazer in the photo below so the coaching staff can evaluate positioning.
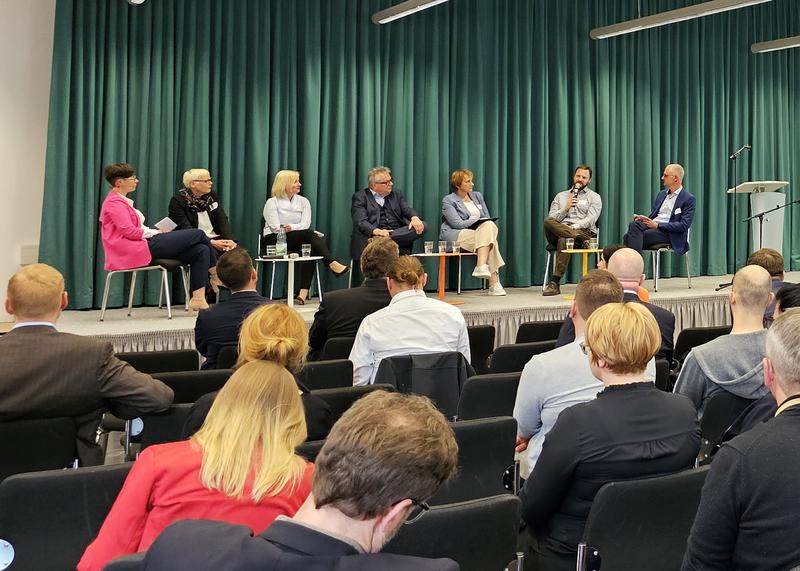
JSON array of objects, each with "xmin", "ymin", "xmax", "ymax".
[{"xmin": 440, "ymin": 191, "xmax": 492, "ymax": 243}]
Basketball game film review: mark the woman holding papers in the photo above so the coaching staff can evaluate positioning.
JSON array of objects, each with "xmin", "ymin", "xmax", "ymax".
[
  {"xmin": 440, "ymin": 168, "xmax": 506, "ymax": 295},
  {"xmin": 99, "ymin": 163, "xmax": 218, "ymax": 311}
]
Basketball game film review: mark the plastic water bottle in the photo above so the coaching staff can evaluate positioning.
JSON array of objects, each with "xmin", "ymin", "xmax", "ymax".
[{"xmin": 276, "ymin": 227, "xmax": 288, "ymax": 256}]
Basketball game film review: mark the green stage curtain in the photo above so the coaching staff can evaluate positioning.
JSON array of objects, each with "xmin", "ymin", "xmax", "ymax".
[{"xmin": 40, "ymin": 0, "xmax": 800, "ymax": 308}]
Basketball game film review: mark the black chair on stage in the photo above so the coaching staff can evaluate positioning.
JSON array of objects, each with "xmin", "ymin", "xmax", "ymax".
[
  {"xmin": 311, "ymin": 384, "xmax": 395, "ymax": 425},
  {"xmin": 576, "ymin": 467, "xmax": 709, "ymax": 571},
  {"xmin": 467, "ymin": 324, "xmax": 495, "ymax": 375},
  {"xmin": 117, "ymin": 349, "xmax": 200, "ymax": 374},
  {"xmin": 487, "ymin": 340, "xmax": 556, "ymax": 374},
  {"xmin": 697, "ymin": 392, "xmax": 755, "ymax": 465},
  {"xmin": 0, "ymin": 463, "xmax": 131, "ymax": 571},
  {"xmin": 153, "ymin": 369, "xmax": 233, "ymax": 403},
  {"xmin": 296, "ymin": 439, "xmax": 326, "ymax": 463},
  {"xmin": 375, "ymin": 352, "xmax": 473, "ymax": 419},
  {"xmin": 672, "ymin": 325, "xmax": 732, "ymax": 369},
  {"xmin": 0, "ymin": 417, "xmax": 78, "ymax": 482},
  {"xmin": 430, "ymin": 416, "xmax": 517, "ymax": 505},
  {"xmin": 215, "ymin": 345, "xmax": 238, "ymax": 369},
  {"xmin": 655, "ymin": 358, "xmax": 671, "ymax": 392},
  {"xmin": 385, "ymin": 494, "xmax": 523, "ymax": 571},
  {"xmin": 456, "ymin": 372, "xmax": 521, "ymax": 421},
  {"xmin": 297, "ymin": 359, "xmax": 353, "ymax": 390},
  {"xmin": 515, "ymin": 320, "xmax": 563, "ymax": 344},
  {"xmin": 322, "ymin": 336, "xmax": 356, "ymax": 360}
]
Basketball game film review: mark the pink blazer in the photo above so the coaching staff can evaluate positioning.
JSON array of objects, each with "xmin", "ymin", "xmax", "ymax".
[{"xmin": 99, "ymin": 192, "xmax": 152, "ymax": 270}]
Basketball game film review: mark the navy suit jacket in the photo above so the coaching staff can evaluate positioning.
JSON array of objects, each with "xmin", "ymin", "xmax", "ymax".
[
  {"xmin": 648, "ymin": 188, "xmax": 696, "ymax": 255},
  {"xmin": 555, "ymin": 292, "xmax": 676, "ymax": 363},
  {"xmin": 195, "ymin": 291, "xmax": 272, "ymax": 369},
  {"xmin": 351, "ymin": 188, "xmax": 419, "ymax": 256},
  {"xmin": 143, "ymin": 519, "xmax": 459, "ymax": 571}
]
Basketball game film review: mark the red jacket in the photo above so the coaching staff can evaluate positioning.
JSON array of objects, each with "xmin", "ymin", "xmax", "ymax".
[
  {"xmin": 77, "ymin": 440, "xmax": 314, "ymax": 571},
  {"xmin": 99, "ymin": 192, "xmax": 152, "ymax": 270}
]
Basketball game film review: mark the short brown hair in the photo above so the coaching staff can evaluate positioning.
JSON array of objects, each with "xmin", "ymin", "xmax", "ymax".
[
  {"xmin": 574, "ymin": 164, "xmax": 593, "ymax": 179},
  {"xmin": 387, "ymin": 256, "xmax": 424, "ymax": 288},
  {"xmin": 575, "ymin": 270, "xmax": 624, "ymax": 320},
  {"xmin": 7, "ymin": 264, "xmax": 64, "ymax": 319},
  {"xmin": 585, "ymin": 302, "xmax": 661, "ymax": 375},
  {"xmin": 747, "ymin": 248, "xmax": 784, "ymax": 278},
  {"xmin": 313, "ymin": 391, "xmax": 458, "ymax": 519},
  {"xmin": 103, "ymin": 163, "xmax": 135, "ymax": 186},
  {"xmin": 449, "ymin": 169, "xmax": 474, "ymax": 191},
  {"xmin": 237, "ymin": 304, "xmax": 308, "ymax": 372},
  {"xmin": 360, "ymin": 237, "xmax": 400, "ymax": 279},
  {"xmin": 216, "ymin": 248, "xmax": 253, "ymax": 291}
]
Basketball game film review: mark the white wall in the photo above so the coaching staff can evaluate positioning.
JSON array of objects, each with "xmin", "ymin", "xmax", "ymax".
[{"xmin": 0, "ymin": 0, "xmax": 56, "ymax": 321}]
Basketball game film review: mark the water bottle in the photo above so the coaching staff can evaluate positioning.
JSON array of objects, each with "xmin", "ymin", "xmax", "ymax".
[{"xmin": 275, "ymin": 226, "xmax": 288, "ymax": 256}]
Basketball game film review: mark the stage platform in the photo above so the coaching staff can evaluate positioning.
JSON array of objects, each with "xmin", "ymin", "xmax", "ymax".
[{"xmin": 54, "ymin": 271, "xmax": 795, "ymax": 354}]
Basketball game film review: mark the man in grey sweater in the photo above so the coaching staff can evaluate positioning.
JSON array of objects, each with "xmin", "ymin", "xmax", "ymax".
[{"xmin": 674, "ymin": 265, "xmax": 774, "ymax": 417}]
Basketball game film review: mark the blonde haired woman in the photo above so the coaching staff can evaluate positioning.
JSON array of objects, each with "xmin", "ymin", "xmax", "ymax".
[
  {"xmin": 262, "ymin": 170, "xmax": 349, "ymax": 304},
  {"xmin": 350, "ymin": 256, "xmax": 471, "ymax": 386},
  {"xmin": 78, "ymin": 360, "xmax": 313, "ymax": 571},
  {"xmin": 183, "ymin": 304, "xmax": 333, "ymax": 440}
]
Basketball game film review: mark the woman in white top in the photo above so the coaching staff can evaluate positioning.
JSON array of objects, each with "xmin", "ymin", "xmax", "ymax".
[
  {"xmin": 440, "ymin": 169, "xmax": 506, "ymax": 296},
  {"xmin": 263, "ymin": 170, "xmax": 349, "ymax": 304}
]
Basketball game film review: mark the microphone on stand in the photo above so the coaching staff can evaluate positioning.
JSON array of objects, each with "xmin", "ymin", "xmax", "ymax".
[{"xmin": 729, "ymin": 144, "xmax": 751, "ymax": 160}]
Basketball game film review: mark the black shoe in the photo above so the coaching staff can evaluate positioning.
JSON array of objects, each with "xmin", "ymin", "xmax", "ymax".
[
  {"xmin": 294, "ymin": 296, "xmax": 306, "ymax": 305},
  {"xmin": 542, "ymin": 282, "xmax": 561, "ymax": 296}
]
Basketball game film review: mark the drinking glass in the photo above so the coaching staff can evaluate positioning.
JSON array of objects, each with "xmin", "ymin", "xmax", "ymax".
[
  {"xmin": 564, "ymin": 238, "xmax": 574, "ymax": 250},
  {"xmin": 452, "ymin": 240, "xmax": 461, "ymax": 253},
  {"xmin": 438, "ymin": 240, "xmax": 447, "ymax": 253},
  {"xmin": 266, "ymin": 245, "xmax": 277, "ymax": 257},
  {"xmin": 424, "ymin": 241, "xmax": 434, "ymax": 254},
  {"xmin": 589, "ymin": 237, "xmax": 599, "ymax": 250},
  {"xmin": 301, "ymin": 244, "xmax": 312, "ymax": 257}
]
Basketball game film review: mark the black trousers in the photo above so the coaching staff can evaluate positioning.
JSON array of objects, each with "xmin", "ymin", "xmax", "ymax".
[
  {"xmin": 263, "ymin": 229, "xmax": 335, "ymax": 291},
  {"xmin": 147, "ymin": 229, "xmax": 214, "ymax": 291},
  {"xmin": 623, "ymin": 221, "xmax": 671, "ymax": 252}
]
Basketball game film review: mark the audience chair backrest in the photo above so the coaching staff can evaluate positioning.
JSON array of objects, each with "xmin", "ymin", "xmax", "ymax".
[
  {"xmin": 295, "ymin": 439, "xmax": 325, "ymax": 463},
  {"xmin": 577, "ymin": 467, "xmax": 710, "ymax": 571},
  {"xmin": 374, "ymin": 352, "xmax": 473, "ymax": 419},
  {"xmin": 697, "ymin": 392, "xmax": 755, "ymax": 464},
  {"xmin": 515, "ymin": 320, "xmax": 563, "ymax": 344},
  {"xmin": 488, "ymin": 340, "xmax": 557, "ymax": 374},
  {"xmin": 139, "ymin": 403, "xmax": 195, "ymax": 451},
  {"xmin": 456, "ymin": 373, "xmax": 521, "ymax": 421},
  {"xmin": 310, "ymin": 384, "xmax": 396, "ymax": 425},
  {"xmin": 0, "ymin": 417, "xmax": 78, "ymax": 482},
  {"xmin": 102, "ymin": 553, "xmax": 145, "ymax": 571},
  {"xmin": 117, "ymin": 349, "xmax": 200, "ymax": 374},
  {"xmin": 297, "ymin": 359, "xmax": 354, "ymax": 391},
  {"xmin": 0, "ymin": 463, "xmax": 132, "ymax": 570},
  {"xmin": 153, "ymin": 369, "xmax": 233, "ymax": 403},
  {"xmin": 654, "ymin": 358, "xmax": 671, "ymax": 392},
  {"xmin": 321, "ymin": 337, "xmax": 356, "ymax": 361},
  {"xmin": 215, "ymin": 345, "xmax": 238, "ymax": 370},
  {"xmin": 467, "ymin": 325, "xmax": 495, "ymax": 375},
  {"xmin": 672, "ymin": 326, "xmax": 732, "ymax": 367},
  {"xmin": 385, "ymin": 494, "xmax": 521, "ymax": 571},
  {"xmin": 430, "ymin": 416, "xmax": 517, "ymax": 505}
]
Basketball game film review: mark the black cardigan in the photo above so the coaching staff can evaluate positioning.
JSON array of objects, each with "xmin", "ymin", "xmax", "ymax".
[{"xmin": 168, "ymin": 192, "xmax": 236, "ymax": 241}]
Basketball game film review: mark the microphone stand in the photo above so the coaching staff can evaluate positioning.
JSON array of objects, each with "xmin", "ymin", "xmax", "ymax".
[
  {"xmin": 742, "ymin": 198, "xmax": 800, "ymax": 251},
  {"xmin": 716, "ymin": 145, "xmax": 751, "ymax": 291}
]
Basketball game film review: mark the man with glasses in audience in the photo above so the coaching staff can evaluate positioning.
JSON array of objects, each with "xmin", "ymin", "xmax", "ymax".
[
  {"xmin": 351, "ymin": 166, "xmax": 426, "ymax": 258},
  {"xmin": 683, "ymin": 310, "xmax": 800, "ymax": 570},
  {"xmin": 143, "ymin": 391, "xmax": 459, "ymax": 570}
]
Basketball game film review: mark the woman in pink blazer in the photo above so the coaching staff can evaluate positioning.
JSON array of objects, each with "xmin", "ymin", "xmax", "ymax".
[{"xmin": 99, "ymin": 163, "xmax": 218, "ymax": 311}]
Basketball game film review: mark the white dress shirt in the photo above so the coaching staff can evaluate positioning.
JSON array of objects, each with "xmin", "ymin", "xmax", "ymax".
[
  {"xmin": 349, "ymin": 289, "xmax": 471, "ymax": 386},
  {"xmin": 263, "ymin": 195, "xmax": 312, "ymax": 235},
  {"xmin": 653, "ymin": 187, "xmax": 682, "ymax": 224}
]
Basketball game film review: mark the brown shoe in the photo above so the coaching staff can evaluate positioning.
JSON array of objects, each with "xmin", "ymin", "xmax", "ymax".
[{"xmin": 542, "ymin": 282, "xmax": 561, "ymax": 296}]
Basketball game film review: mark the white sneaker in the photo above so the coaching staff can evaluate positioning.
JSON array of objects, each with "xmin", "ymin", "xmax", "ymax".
[
  {"xmin": 488, "ymin": 282, "xmax": 507, "ymax": 296},
  {"xmin": 472, "ymin": 264, "xmax": 491, "ymax": 279}
]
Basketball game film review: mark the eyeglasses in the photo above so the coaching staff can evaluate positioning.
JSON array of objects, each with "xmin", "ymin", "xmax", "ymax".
[
  {"xmin": 579, "ymin": 342, "xmax": 592, "ymax": 356},
  {"xmin": 374, "ymin": 178, "xmax": 393, "ymax": 185},
  {"xmin": 194, "ymin": 179, "xmax": 212, "ymax": 183},
  {"xmin": 404, "ymin": 499, "xmax": 430, "ymax": 524}
]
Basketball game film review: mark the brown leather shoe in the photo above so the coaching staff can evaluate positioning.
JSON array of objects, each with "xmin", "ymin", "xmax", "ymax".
[{"xmin": 542, "ymin": 282, "xmax": 561, "ymax": 296}]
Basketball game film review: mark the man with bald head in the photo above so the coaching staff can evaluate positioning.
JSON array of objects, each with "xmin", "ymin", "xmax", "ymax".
[
  {"xmin": 624, "ymin": 163, "xmax": 696, "ymax": 254},
  {"xmin": 674, "ymin": 265, "xmax": 773, "ymax": 417},
  {"xmin": 555, "ymin": 247, "xmax": 676, "ymax": 362}
]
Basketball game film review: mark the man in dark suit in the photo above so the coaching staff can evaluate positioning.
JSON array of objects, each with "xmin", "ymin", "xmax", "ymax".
[
  {"xmin": 555, "ymin": 248, "xmax": 675, "ymax": 363},
  {"xmin": 143, "ymin": 391, "xmax": 460, "ymax": 570},
  {"xmin": 624, "ymin": 163, "xmax": 695, "ymax": 255},
  {"xmin": 308, "ymin": 236, "xmax": 398, "ymax": 360},
  {"xmin": 351, "ymin": 166, "xmax": 426, "ymax": 258},
  {"xmin": 195, "ymin": 248, "xmax": 271, "ymax": 369},
  {"xmin": 0, "ymin": 264, "xmax": 173, "ymax": 466}
]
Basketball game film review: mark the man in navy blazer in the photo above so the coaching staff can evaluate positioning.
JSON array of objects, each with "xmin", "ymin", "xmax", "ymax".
[
  {"xmin": 624, "ymin": 163, "xmax": 695, "ymax": 255},
  {"xmin": 351, "ymin": 166, "xmax": 426, "ymax": 258},
  {"xmin": 195, "ymin": 248, "xmax": 271, "ymax": 369},
  {"xmin": 143, "ymin": 391, "xmax": 460, "ymax": 571}
]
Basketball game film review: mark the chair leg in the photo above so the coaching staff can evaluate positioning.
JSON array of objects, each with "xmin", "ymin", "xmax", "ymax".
[
  {"xmin": 161, "ymin": 268, "xmax": 173, "ymax": 319},
  {"xmin": 685, "ymin": 253, "xmax": 692, "ymax": 289},
  {"xmin": 269, "ymin": 262, "xmax": 276, "ymax": 300},
  {"xmin": 127, "ymin": 271, "xmax": 138, "ymax": 316},
  {"xmin": 542, "ymin": 252, "xmax": 552, "ymax": 292},
  {"xmin": 182, "ymin": 266, "xmax": 191, "ymax": 311},
  {"xmin": 654, "ymin": 250, "xmax": 661, "ymax": 292},
  {"xmin": 457, "ymin": 254, "xmax": 463, "ymax": 294},
  {"xmin": 315, "ymin": 261, "xmax": 323, "ymax": 302},
  {"xmin": 347, "ymin": 258, "xmax": 354, "ymax": 288},
  {"xmin": 99, "ymin": 272, "xmax": 114, "ymax": 322}
]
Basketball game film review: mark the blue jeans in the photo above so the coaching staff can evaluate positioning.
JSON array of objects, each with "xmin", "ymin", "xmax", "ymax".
[{"xmin": 147, "ymin": 229, "xmax": 213, "ymax": 291}]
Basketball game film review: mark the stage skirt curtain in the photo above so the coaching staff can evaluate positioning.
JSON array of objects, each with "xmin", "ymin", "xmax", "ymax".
[{"xmin": 39, "ymin": 0, "xmax": 800, "ymax": 308}]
